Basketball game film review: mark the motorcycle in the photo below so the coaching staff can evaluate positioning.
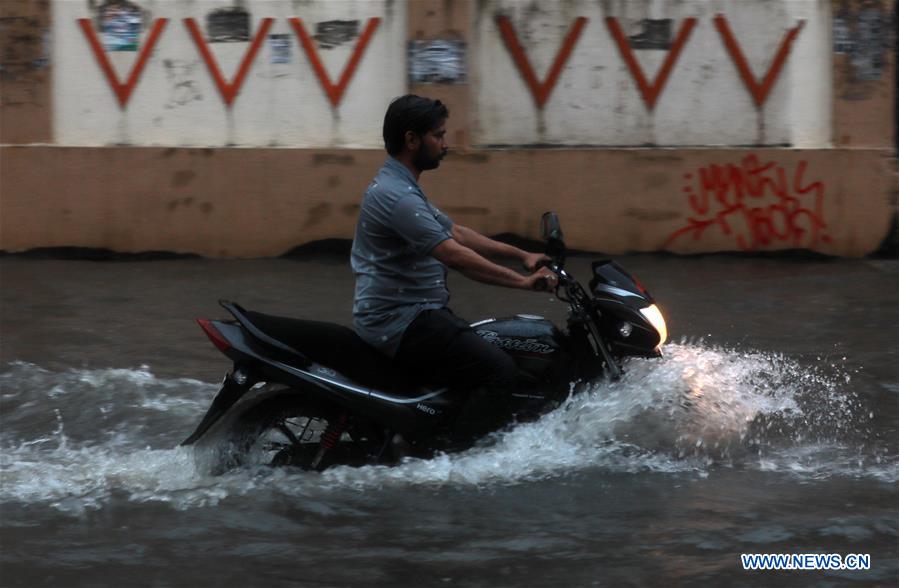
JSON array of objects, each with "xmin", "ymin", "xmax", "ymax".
[{"xmin": 181, "ymin": 213, "xmax": 668, "ymax": 472}]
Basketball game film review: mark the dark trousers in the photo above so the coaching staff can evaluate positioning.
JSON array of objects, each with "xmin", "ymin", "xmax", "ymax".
[{"xmin": 394, "ymin": 308, "xmax": 519, "ymax": 393}]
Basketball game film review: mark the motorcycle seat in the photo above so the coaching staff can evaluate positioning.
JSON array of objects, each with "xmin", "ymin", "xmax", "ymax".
[{"xmin": 236, "ymin": 307, "xmax": 422, "ymax": 396}]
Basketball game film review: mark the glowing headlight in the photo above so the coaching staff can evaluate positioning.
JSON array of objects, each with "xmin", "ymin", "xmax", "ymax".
[{"xmin": 639, "ymin": 304, "xmax": 667, "ymax": 348}]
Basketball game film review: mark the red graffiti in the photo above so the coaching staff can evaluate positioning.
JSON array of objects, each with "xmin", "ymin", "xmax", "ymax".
[
  {"xmin": 713, "ymin": 14, "xmax": 805, "ymax": 108},
  {"xmin": 605, "ymin": 17, "xmax": 697, "ymax": 110},
  {"xmin": 495, "ymin": 15, "xmax": 588, "ymax": 109},
  {"xmin": 289, "ymin": 17, "xmax": 381, "ymax": 108},
  {"xmin": 184, "ymin": 17, "xmax": 273, "ymax": 107},
  {"xmin": 664, "ymin": 156, "xmax": 831, "ymax": 251},
  {"xmin": 78, "ymin": 18, "xmax": 168, "ymax": 108}
]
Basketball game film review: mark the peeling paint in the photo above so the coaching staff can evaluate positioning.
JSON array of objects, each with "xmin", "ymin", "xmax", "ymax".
[
  {"xmin": 833, "ymin": 2, "xmax": 893, "ymax": 81},
  {"xmin": 162, "ymin": 59, "xmax": 203, "ymax": 109}
]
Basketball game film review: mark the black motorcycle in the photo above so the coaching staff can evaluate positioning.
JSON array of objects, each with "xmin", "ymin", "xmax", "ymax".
[{"xmin": 182, "ymin": 213, "xmax": 667, "ymax": 471}]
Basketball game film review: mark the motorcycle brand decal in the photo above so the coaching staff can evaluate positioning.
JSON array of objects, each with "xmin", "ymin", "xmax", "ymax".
[
  {"xmin": 315, "ymin": 366, "xmax": 337, "ymax": 378},
  {"xmin": 476, "ymin": 330, "xmax": 554, "ymax": 355},
  {"xmin": 416, "ymin": 403, "xmax": 438, "ymax": 415}
]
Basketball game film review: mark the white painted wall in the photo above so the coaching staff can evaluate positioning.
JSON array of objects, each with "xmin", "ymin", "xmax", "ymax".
[
  {"xmin": 53, "ymin": 0, "xmax": 406, "ymax": 147},
  {"xmin": 473, "ymin": 0, "xmax": 832, "ymax": 146},
  {"xmin": 53, "ymin": 0, "xmax": 832, "ymax": 148}
]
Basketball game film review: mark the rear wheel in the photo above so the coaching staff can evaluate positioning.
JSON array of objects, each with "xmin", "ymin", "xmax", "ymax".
[{"xmin": 214, "ymin": 392, "xmax": 384, "ymax": 472}]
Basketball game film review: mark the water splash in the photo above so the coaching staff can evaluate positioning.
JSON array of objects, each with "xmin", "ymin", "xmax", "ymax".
[{"xmin": 0, "ymin": 344, "xmax": 895, "ymax": 514}]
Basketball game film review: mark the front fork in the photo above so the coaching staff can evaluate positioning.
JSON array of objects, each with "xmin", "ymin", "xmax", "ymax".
[{"xmin": 585, "ymin": 319, "xmax": 622, "ymax": 381}]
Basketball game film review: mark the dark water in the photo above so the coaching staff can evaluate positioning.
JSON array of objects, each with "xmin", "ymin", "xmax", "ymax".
[{"xmin": 1, "ymin": 254, "xmax": 897, "ymax": 587}]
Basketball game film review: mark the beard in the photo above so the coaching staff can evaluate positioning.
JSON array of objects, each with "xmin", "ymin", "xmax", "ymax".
[{"xmin": 412, "ymin": 147, "xmax": 444, "ymax": 171}]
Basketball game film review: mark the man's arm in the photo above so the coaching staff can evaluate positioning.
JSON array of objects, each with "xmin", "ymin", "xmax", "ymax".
[
  {"xmin": 432, "ymin": 238, "xmax": 554, "ymax": 291},
  {"xmin": 451, "ymin": 224, "xmax": 546, "ymax": 271}
]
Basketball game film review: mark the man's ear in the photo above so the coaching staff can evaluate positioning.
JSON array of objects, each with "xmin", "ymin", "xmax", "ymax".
[{"xmin": 404, "ymin": 130, "xmax": 420, "ymax": 151}]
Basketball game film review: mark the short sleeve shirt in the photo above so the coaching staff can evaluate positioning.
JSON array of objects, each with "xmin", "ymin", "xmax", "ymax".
[{"xmin": 351, "ymin": 157, "xmax": 454, "ymax": 356}]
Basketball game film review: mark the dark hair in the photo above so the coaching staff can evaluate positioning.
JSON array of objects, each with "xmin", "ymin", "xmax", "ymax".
[{"xmin": 382, "ymin": 95, "xmax": 449, "ymax": 155}]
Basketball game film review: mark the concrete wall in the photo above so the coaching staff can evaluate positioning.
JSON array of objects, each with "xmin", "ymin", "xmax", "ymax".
[
  {"xmin": 53, "ymin": 0, "xmax": 405, "ymax": 147},
  {"xmin": 1, "ymin": 0, "xmax": 896, "ymax": 257},
  {"xmin": 473, "ymin": 0, "xmax": 831, "ymax": 147}
]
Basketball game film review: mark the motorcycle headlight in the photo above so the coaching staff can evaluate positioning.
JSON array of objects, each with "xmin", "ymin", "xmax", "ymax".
[{"xmin": 639, "ymin": 304, "xmax": 667, "ymax": 348}]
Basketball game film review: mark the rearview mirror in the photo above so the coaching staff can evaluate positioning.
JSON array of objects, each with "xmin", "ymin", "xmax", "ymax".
[
  {"xmin": 540, "ymin": 212, "xmax": 565, "ymax": 260},
  {"xmin": 540, "ymin": 212, "xmax": 562, "ymax": 242}
]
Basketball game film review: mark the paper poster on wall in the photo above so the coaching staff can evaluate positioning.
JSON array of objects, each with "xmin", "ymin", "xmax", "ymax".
[
  {"xmin": 269, "ymin": 34, "xmax": 291, "ymax": 63},
  {"xmin": 206, "ymin": 7, "xmax": 250, "ymax": 42},
  {"xmin": 100, "ymin": 2, "xmax": 141, "ymax": 51},
  {"xmin": 408, "ymin": 39, "xmax": 467, "ymax": 84},
  {"xmin": 313, "ymin": 20, "xmax": 359, "ymax": 49}
]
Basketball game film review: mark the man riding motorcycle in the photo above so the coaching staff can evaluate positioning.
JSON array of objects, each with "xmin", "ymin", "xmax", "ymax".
[{"xmin": 351, "ymin": 95, "xmax": 557, "ymax": 402}]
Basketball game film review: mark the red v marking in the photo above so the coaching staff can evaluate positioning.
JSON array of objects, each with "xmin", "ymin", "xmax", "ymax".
[
  {"xmin": 713, "ymin": 14, "xmax": 804, "ymax": 108},
  {"xmin": 184, "ymin": 17, "xmax": 274, "ymax": 107},
  {"xmin": 605, "ymin": 17, "xmax": 697, "ymax": 110},
  {"xmin": 78, "ymin": 18, "xmax": 168, "ymax": 109},
  {"xmin": 289, "ymin": 18, "xmax": 381, "ymax": 108},
  {"xmin": 496, "ymin": 16, "xmax": 588, "ymax": 109}
]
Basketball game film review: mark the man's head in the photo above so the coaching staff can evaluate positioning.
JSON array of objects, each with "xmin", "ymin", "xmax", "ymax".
[{"xmin": 383, "ymin": 95, "xmax": 449, "ymax": 172}]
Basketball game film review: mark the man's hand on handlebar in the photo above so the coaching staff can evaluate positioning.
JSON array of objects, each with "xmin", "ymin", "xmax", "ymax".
[
  {"xmin": 522, "ymin": 252, "xmax": 551, "ymax": 273},
  {"xmin": 523, "ymin": 266, "xmax": 558, "ymax": 292}
]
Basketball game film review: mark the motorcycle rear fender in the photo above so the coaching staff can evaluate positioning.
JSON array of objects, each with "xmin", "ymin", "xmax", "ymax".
[{"xmin": 193, "ymin": 320, "xmax": 451, "ymax": 437}]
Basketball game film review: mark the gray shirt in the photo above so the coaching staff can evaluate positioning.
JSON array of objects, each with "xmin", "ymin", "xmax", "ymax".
[{"xmin": 351, "ymin": 157, "xmax": 454, "ymax": 357}]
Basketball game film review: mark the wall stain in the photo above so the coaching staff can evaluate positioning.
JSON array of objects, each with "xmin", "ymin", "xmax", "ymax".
[
  {"xmin": 327, "ymin": 175, "xmax": 340, "ymax": 188},
  {"xmin": 623, "ymin": 208, "xmax": 681, "ymax": 222},
  {"xmin": 171, "ymin": 170, "xmax": 195, "ymax": 187},
  {"xmin": 313, "ymin": 153, "xmax": 355, "ymax": 166},
  {"xmin": 634, "ymin": 155, "xmax": 683, "ymax": 162},
  {"xmin": 166, "ymin": 196, "xmax": 195, "ymax": 211},
  {"xmin": 643, "ymin": 172, "xmax": 670, "ymax": 189},
  {"xmin": 444, "ymin": 206, "xmax": 489, "ymax": 215},
  {"xmin": 162, "ymin": 59, "xmax": 203, "ymax": 109},
  {"xmin": 342, "ymin": 203, "xmax": 361, "ymax": 216},
  {"xmin": 303, "ymin": 202, "xmax": 332, "ymax": 228},
  {"xmin": 200, "ymin": 202, "xmax": 213, "ymax": 214},
  {"xmin": 448, "ymin": 152, "xmax": 490, "ymax": 163}
]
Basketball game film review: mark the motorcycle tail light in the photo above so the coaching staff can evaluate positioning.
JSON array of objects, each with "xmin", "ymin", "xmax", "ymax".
[{"xmin": 197, "ymin": 318, "xmax": 231, "ymax": 352}]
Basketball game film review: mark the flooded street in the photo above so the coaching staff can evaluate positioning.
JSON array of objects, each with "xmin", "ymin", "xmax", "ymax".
[{"xmin": 1, "ymin": 253, "xmax": 897, "ymax": 586}]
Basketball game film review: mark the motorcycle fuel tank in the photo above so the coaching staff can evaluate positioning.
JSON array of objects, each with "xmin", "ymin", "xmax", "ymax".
[{"xmin": 471, "ymin": 315, "xmax": 571, "ymax": 385}]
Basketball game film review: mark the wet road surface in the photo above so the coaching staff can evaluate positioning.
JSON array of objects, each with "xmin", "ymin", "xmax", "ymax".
[{"xmin": 1, "ymin": 253, "xmax": 897, "ymax": 586}]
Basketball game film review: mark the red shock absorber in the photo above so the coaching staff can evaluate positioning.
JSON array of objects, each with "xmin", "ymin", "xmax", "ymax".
[
  {"xmin": 311, "ymin": 413, "xmax": 348, "ymax": 469},
  {"xmin": 320, "ymin": 413, "xmax": 348, "ymax": 451}
]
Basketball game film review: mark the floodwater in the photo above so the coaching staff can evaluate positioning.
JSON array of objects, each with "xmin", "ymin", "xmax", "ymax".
[{"xmin": 1, "ymin": 253, "xmax": 897, "ymax": 587}]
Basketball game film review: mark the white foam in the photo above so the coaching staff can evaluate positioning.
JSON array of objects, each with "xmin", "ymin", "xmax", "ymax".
[{"xmin": 1, "ymin": 345, "xmax": 896, "ymax": 514}]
